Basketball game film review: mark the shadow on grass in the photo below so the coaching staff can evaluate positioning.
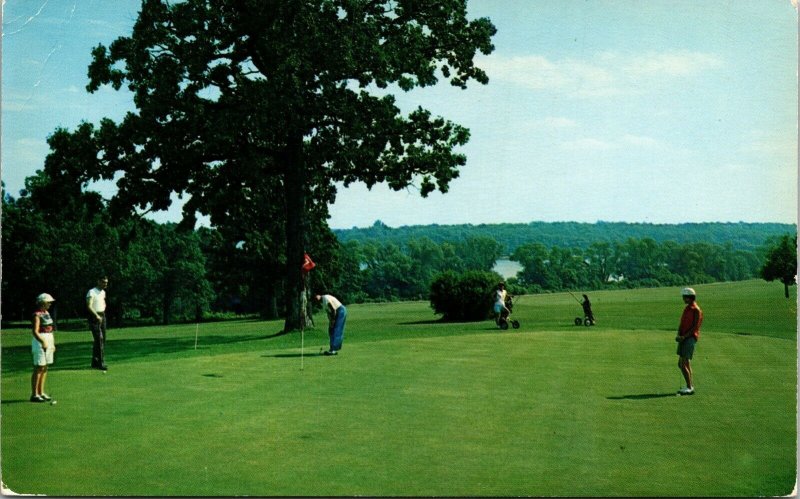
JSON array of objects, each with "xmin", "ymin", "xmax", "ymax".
[
  {"xmin": 1, "ymin": 332, "xmax": 284, "ymax": 375},
  {"xmin": 262, "ymin": 352, "xmax": 325, "ymax": 358},
  {"xmin": 606, "ymin": 393, "xmax": 676, "ymax": 400},
  {"xmin": 1, "ymin": 399, "xmax": 36, "ymax": 405},
  {"xmin": 3, "ymin": 317, "xmax": 266, "ymax": 332},
  {"xmin": 397, "ymin": 319, "xmax": 444, "ymax": 325}
]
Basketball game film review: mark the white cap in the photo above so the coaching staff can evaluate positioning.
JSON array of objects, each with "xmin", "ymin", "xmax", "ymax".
[
  {"xmin": 36, "ymin": 293, "xmax": 55, "ymax": 303},
  {"xmin": 681, "ymin": 287, "xmax": 696, "ymax": 297}
]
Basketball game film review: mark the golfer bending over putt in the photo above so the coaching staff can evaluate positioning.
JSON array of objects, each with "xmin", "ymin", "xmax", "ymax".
[
  {"xmin": 676, "ymin": 287, "xmax": 703, "ymax": 396},
  {"xmin": 315, "ymin": 294, "xmax": 346, "ymax": 356}
]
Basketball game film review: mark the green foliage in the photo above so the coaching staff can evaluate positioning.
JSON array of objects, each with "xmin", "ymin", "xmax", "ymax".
[
  {"xmin": 2, "ymin": 177, "xmax": 213, "ymax": 325},
  {"xmin": 2, "ymin": 173, "xmax": 118, "ymax": 320},
  {"xmin": 429, "ymin": 270, "xmax": 501, "ymax": 321},
  {"xmin": 760, "ymin": 233, "xmax": 798, "ymax": 297},
  {"xmin": 453, "ymin": 236, "xmax": 503, "ymax": 272},
  {"xmin": 507, "ymin": 236, "xmax": 763, "ymax": 293},
  {"xmin": 335, "ymin": 220, "xmax": 795, "ymax": 253}
]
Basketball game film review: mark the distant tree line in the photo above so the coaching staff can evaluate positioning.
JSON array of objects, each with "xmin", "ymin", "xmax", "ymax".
[
  {"xmin": 511, "ymin": 239, "xmax": 762, "ymax": 292},
  {"xmin": 326, "ymin": 235, "xmax": 779, "ymax": 303},
  {"xmin": 3, "ymin": 173, "xmax": 794, "ymax": 325},
  {"xmin": 336, "ymin": 219, "xmax": 795, "ymax": 254}
]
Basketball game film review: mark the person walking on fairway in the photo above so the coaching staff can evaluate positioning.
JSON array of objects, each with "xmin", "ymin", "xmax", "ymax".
[
  {"xmin": 676, "ymin": 287, "xmax": 703, "ymax": 395},
  {"xmin": 31, "ymin": 293, "xmax": 57, "ymax": 402},
  {"xmin": 87, "ymin": 276, "xmax": 109, "ymax": 370},
  {"xmin": 315, "ymin": 294, "xmax": 346, "ymax": 356},
  {"xmin": 581, "ymin": 294, "xmax": 595, "ymax": 324}
]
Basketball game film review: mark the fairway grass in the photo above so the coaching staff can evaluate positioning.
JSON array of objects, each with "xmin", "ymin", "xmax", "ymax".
[{"xmin": 1, "ymin": 280, "xmax": 796, "ymax": 496}]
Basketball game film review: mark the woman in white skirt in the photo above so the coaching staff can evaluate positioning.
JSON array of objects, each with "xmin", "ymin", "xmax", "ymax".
[{"xmin": 31, "ymin": 293, "xmax": 56, "ymax": 402}]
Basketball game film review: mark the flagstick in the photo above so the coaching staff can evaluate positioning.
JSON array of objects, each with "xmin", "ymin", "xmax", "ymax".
[
  {"xmin": 194, "ymin": 323, "xmax": 199, "ymax": 350},
  {"xmin": 301, "ymin": 328, "xmax": 305, "ymax": 371}
]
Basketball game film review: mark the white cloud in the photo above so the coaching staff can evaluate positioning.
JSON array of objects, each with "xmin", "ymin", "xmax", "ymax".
[
  {"xmin": 478, "ymin": 50, "xmax": 724, "ymax": 98},
  {"xmin": 559, "ymin": 134, "xmax": 672, "ymax": 153},
  {"xmin": 510, "ymin": 116, "xmax": 578, "ymax": 133},
  {"xmin": 624, "ymin": 51, "xmax": 724, "ymax": 77},
  {"xmin": 540, "ymin": 116, "xmax": 577, "ymax": 128},
  {"xmin": 561, "ymin": 138, "xmax": 616, "ymax": 151},
  {"xmin": 621, "ymin": 134, "xmax": 664, "ymax": 148},
  {"xmin": 740, "ymin": 129, "xmax": 797, "ymax": 164}
]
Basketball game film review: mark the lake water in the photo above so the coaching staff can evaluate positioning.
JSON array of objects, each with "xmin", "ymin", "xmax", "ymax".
[{"xmin": 493, "ymin": 258, "xmax": 522, "ymax": 279}]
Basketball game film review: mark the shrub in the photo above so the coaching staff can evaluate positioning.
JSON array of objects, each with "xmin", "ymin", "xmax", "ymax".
[{"xmin": 429, "ymin": 270, "xmax": 502, "ymax": 321}]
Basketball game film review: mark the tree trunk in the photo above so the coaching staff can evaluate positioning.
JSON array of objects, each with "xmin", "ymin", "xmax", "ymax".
[
  {"xmin": 282, "ymin": 134, "xmax": 312, "ymax": 332},
  {"xmin": 784, "ymin": 282, "xmax": 790, "ymax": 298},
  {"xmin": 162, "ymin": 284, "xmax": 173, "ymax": 325},
  {"xmin": 261, "ymin": 285, "xmax": 279, "ymax": 320}
]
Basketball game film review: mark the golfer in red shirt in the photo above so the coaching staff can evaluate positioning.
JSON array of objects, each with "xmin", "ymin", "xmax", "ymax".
[{"xmin": 676, "ymin": 287, "xmax": 703, "ymax": 396}]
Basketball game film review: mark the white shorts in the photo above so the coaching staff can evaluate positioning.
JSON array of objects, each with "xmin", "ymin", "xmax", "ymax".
[{"xmin": 32, "ymin": 333, "xmax": 54, "ymax": 367}]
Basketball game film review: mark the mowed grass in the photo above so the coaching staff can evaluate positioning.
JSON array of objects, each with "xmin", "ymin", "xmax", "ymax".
[{"xmin": 1, "ymin": 280, "xmax": 795, "ymax": 496}]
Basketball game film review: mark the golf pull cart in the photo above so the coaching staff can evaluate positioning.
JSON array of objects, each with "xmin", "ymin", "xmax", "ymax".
[
  {"xmin": 568, "ymin": 291, "xmax": 595, "ymax": 327},
  {"xmin": 497, "ymin": 295, "xmax": 520, "ymax": 330}
]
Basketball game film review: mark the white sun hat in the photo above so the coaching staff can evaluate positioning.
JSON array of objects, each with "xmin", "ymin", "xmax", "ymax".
[
  {"xmin": 680, "ymin": 287, "xmax": 696, "ymax": 297},
  {"xmin": 36, "ymin": 293, "xmax": 56, "ymax": 303}
]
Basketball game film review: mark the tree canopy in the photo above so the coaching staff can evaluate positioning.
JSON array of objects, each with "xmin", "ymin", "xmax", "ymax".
[
  {"xmin": 46, "ymin": 0, "xmax": 496, "ymax": 331},
  {"xmin": 760, "ymin": 234, "xmax": 797, "ymax": 298}
]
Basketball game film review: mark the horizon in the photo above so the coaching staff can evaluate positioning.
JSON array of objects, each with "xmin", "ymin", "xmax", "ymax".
[{"xmin": 332, "ymin": 219, "xmax": 797, "ymax": 231}]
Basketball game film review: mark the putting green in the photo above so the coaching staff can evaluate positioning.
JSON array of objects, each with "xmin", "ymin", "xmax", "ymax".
[{"xmin": 1, "ymin": 280, "xmax": 795, "ymax": 496}]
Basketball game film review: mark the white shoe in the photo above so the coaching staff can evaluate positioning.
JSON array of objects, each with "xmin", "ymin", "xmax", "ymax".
[{"xmin": 677, "ymin": 387, "xmax": 695, "ymax": 396}]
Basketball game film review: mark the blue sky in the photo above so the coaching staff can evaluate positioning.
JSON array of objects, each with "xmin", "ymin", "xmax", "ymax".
[{"xmin": 3, "ymin": 0, "xmax": 797, "ymax": 229}]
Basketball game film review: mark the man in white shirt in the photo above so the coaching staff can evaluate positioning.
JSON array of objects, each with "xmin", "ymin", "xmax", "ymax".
[
  {"xmin": 315, "ymin": 294, "xmax": 347, "ymax": 356},
  {"xmin": 86, "ymin": 277, "xmax": 109, "ymax": 370}
]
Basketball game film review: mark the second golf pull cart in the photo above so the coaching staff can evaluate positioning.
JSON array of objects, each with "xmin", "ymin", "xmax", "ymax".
[{"xmin": 570, "ymin": 292, "xmax": 595, "ymax": 326}]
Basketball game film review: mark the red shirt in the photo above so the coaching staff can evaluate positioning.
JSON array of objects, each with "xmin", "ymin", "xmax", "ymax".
[
  {"xmin": 34, "ymin": 309, "xmax": 54, "ymax": 333},
  {"xmin": 679, "ymin": 302, "xmax": 702, "ymax": 340}
]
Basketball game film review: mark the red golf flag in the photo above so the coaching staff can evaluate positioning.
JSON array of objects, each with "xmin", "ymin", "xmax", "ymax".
[{"xmin": 302, "ymin": 253, "xmax": 316, "ymax": 273}]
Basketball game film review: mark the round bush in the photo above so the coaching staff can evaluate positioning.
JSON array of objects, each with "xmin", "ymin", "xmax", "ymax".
[{"xmin": 429, "ymin": 270, "xmax": 501, "ymax": 321}]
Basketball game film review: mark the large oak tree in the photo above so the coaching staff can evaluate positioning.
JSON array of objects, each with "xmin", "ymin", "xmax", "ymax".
[{"xmin": 49, "ymin": 0, "xmax": 495, "ymax": 331}]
